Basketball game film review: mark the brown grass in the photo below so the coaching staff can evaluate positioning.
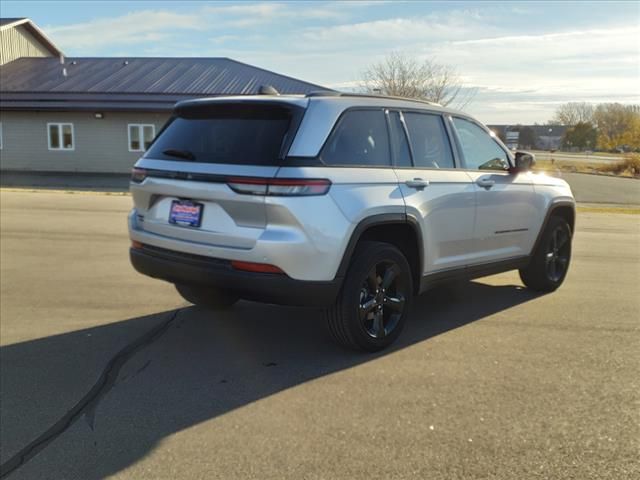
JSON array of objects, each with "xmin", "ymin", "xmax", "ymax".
[
  {"xmin": 533, "ymin": 160, "xmax": 601, "ymax": 175},
  {"xmin": 577, "ymin": 205, "xmax": 640, "ymax": 215},
  {"xmin": 596, "ymin": 154, "xmax": 640, "ymax": 178},
  {"xmin": 533, "ymin": 154, "xmax": 640, "ymax": 178}
]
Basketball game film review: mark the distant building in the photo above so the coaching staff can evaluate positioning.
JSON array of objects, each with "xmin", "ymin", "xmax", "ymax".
[
  {"xmin": 489, "ymin": 125, "xmax": 568, "ymax": 150},
  {"xmin": 0, "ymin": 18, "xmax": 329, "ymax": 177}
]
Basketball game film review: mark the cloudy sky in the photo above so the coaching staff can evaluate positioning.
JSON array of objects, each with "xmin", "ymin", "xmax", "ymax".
[{"xmin": 4, "ymin": 1, "xmax": 639, "ymax": 123}]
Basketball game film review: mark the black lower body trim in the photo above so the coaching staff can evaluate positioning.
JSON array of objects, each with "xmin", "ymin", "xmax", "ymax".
[
  {"xmin": 419, "ymin": 256, "xmax": 530, "ymax": 293},
  {"xmin": 130, "ymin": 245, "xmax": 341, "ymax": 307}
]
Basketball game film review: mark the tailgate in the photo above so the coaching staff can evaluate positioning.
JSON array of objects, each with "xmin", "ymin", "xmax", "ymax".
[
  {"xmin": 129, "ymin": 100, "xmax": 305, "ymax": 250},
  {"xmin": 131, "ymin": 161, "xmax": 277, "ymax": 250}
]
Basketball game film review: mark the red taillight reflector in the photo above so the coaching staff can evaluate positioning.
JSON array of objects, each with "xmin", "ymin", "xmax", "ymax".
[
  {"xmin": 131, "ymin": 240, "xmax": 143, "ymax": 249},
  {"xmin": 131, "ymin": 168, "xmax": 147, "ymax": 183},
  {"xmin": 226, "ymin": 177, "xmax": 331, "ymax": 196},
  {"xmin": 231, "ymin": 260, "xmax": 284, "ymax": 274},
  {"xmin": 268, "ymin": 178, "xmax": 331, "ymax": 196},
  {"xmin": 226, "ymin": 177, "xmax": 268, "ymax": 195}
]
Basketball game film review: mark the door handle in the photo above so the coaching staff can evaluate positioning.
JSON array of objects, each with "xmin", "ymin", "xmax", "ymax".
[
  {"xmin": 405, "ymin": 178, "xmax": 430, "ymax": 190},
  {"xmin": 476, "ymin": 178, "xmax": 495, "ymax": 188}
]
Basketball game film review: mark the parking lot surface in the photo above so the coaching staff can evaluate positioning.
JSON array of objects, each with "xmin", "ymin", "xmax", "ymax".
[{"xmin": 1, "ymin": 190, "xmax": 639, "ymax": 479}]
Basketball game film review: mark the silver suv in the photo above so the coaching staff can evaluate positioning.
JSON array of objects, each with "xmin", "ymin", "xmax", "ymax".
[{"xmin": 129, "ymin": 92, "xmax": 575, "ymax": 351}]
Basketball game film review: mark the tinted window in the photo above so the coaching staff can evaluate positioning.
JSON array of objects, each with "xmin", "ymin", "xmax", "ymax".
[
  {"xmin": 404, "ymin": 113, "xmax": 454, "ymax": 169},
  {"xmin": 388, "ymin": 111, "xmax": 412, "ymax": 167},
  {"xmin": 144, "ymin": 106, "xmax": 291, "ymax": 165},
  {"xmin": 452, "ymin": 118, "xmax": 509, "ymax": 171},
  {"xmin": 321, "ymin": 110, "xmax": 390, "ymax": 166}
]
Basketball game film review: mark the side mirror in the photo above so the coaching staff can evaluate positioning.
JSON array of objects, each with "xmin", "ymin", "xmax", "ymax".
[{"xmin": 512, "ymin": 151, "xmax": 535, "ymax": 172}]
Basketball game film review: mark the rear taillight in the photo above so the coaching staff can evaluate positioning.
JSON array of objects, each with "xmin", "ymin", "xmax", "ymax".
[
  {"xmin": 267, "ymin": 178, "xmax": 332, "ymax": 196},
  {"xmin": 227, "ymin": 177, "xmax": 331, "ymax": 196},
  {"xmin": 226, "ymin": 177, "xmax": 268, "ymax": 195},
  {"xmin": 131, "ymin": 168, "xmax": 147, "ymax": 183}
]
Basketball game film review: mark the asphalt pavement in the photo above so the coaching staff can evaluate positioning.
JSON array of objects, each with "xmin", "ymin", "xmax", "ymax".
[
  {"xmin": 1, "ymin": 190, "xmax": 639, "ymax": 479},
  {"xmin": 551, "ymin": 172, "xmax": 639, "ymax": 205}
]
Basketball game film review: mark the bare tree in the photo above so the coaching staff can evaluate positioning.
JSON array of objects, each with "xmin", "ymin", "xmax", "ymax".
[
  {"xmin": 361, "ymin": 52, "xmax": 475, "ymax": 108},
  {"xmin": 551, "ymin": 102, "xmax": 594, "ymax": 125}
]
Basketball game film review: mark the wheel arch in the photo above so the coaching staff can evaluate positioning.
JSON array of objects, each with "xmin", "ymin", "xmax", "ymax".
[
  {"xmin": 530, "ymin": 201, "xmax": 576, "ymax": 256},
  {"xmin": 335, "ymin": 214, "xmax": 423, "ymax": 295}
]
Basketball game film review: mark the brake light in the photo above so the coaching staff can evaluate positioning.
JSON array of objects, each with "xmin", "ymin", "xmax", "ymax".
[
  {"xmin": 131, "ymin": 240, "xmax": 143, "ymax": 249},
  {"xmin": 231, "ymin": 260, "xmax": 284, "ymax": 274},
  {"xmin": 131, "ymin": 168, "xmax": 147, "ymax": 183},
  {"xmin": 268, "ymin": 178, "xmax": 332, "ymax": 196},
  {"xmin": 227, "ymin": 177, "xmax": 331, "ymax": 196},
  {"xmin": 226, "ymin": 177, "xmax": 268, "ymax": 195}
]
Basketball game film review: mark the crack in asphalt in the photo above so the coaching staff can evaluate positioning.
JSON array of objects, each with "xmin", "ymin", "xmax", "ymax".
[{"xmin": 0, "ymin": 309, "xmax": 181, "ymax": 479}]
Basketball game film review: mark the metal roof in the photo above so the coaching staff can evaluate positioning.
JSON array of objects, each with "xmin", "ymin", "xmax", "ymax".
[{"xmin": 0, "ymin": 56, "xmax": 331, "ymax": 111}]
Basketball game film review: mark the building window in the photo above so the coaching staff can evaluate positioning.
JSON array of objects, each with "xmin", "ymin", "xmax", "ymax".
[
  {"xmin": 48, "ymin": 123, "xmax": 74, "ymax": 150},
  {"xmin": 128, "ymin": 124, "xmax": 155, "ymax": 152}
]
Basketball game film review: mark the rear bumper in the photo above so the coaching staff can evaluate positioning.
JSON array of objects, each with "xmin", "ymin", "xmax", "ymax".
[{"xmin": 130, "ymin": 244, "xmax": 341, "ymax": 307}]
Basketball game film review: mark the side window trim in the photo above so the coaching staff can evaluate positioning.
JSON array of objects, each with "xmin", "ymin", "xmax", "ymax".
[
  {"xmin": 442, "ymin": 114, "xmax": 463, "ymax": 169},
  {"xmin": 386, "ymin": 109, "xmax": 415, "ymax": 168},
  {"xmin": 383, "ymin": 109, "xmax": 394, "ymax": 168},
  {"xmin": 397, "ymin": 111, "xmax": 416, "ymax": 167},
  {"xmin": 445, "ymin": 115, "xmax": 467, "ymax": 169},
  {"xmin": 450, "ymin": 115, "xmax": 514, "ymax": 170}
]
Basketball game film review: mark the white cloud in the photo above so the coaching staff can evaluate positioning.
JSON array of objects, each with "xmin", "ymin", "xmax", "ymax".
[
  {"xmin": 40, "ymin": 3, "xmax": 640, "ymax": 124},
  {"xmin": 44, "ymin": 2, "xmax": 348, "ymax": 52},
  {"xmin": 46, "ymin": 10, "xmax": 208, "ymax": 50},
  {"xmin": 203, "ymin": 2, "xmax": 345, "ymax": 27},
  {"xmin": 298, "ymin": 15, "xmax": 639, "ymax": 122},
  {"xmin": 302, "ymin": 9, "xmax": 498, "ymax": 46}
]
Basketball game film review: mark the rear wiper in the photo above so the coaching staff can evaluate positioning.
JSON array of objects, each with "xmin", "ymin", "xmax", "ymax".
[{"xmin": 162, "ymin": 149, "xmax": 196, "ymax": 161}]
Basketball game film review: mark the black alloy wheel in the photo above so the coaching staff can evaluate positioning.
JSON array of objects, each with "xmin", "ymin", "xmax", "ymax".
[
  {"xmin": 545, "ymin": 224, "xmax": 570, "ymax": 282},
  {"xmin": 359, "ymin": 261, "xmax": 407, "ymax": 339},
  {"xmin": 325, "ymin": 241, "xmax": 413, "ymax": 352},
  {"xmin": 519, "ymin": 215, "xmax": 572, "ymax": 292}
]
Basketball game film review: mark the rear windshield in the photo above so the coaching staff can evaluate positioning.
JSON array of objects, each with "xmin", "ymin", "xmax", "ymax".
[{"xmin": 144, "ymin": 104, "xmax": 293, "ymax": 165}]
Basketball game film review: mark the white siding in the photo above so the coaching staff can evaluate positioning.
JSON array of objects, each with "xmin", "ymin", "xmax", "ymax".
[
  {"xmin": 0, "ymin": 111, "xmax": 171, "ymax": 173},
  {"xmin": 0, "ymin": 24, "xmax": 52, "ymax": 65}
]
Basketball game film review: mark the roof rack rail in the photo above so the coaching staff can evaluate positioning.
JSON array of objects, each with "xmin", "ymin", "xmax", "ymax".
[
  {"xmin": 304, "ymin": 91, "xmax": 442, "ymax": 107},
  {"xmin": 306, "ymin": 90, "xmax": 341, "ymax": 97}
]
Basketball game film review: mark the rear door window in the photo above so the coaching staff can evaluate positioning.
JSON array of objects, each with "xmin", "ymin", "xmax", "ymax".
[
  {"xmin": 144, "ymin": 104, "xmax": 293, "ymax": 165},
  {"xmin": 403, "ymin": 113, "xmax": 454, "ymax": 169},
  {"xmin": 321, "ymin": 109, "xmax": 391, "ymax": 166}
]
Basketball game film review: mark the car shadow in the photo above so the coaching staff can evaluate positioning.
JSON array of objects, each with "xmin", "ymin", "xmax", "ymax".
[{"xmin": 0, "ymin": 280, "xmax": 540, "ymax": 479}]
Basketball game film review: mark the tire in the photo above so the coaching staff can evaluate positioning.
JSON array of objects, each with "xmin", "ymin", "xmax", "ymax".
[
  {"xmin": 519, "ymin": 216, "xmax": 572, "ymax": 292},
  {"xmin": 175, "ymin": 283, "xmax": 239, "ymax": 309},
  {"xmin": 325, "ymin": 241, "xmax": 413, "ymax": 352}
]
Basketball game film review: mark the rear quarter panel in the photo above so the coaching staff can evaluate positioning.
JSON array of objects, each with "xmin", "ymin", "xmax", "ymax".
[{"xmin": 275, "ymin": 166, "xmax": 405, "ymax": 279}]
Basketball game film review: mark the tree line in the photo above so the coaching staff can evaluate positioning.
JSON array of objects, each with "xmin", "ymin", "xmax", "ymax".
[{"xmin": 551, "ymin": 102, "xmax": 640, "ymax": 152}]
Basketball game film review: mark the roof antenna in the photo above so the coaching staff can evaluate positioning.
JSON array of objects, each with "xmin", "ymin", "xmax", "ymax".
[{"xmin": 258, "ymin": 85, "xmax": 279, "ymax": 95}]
